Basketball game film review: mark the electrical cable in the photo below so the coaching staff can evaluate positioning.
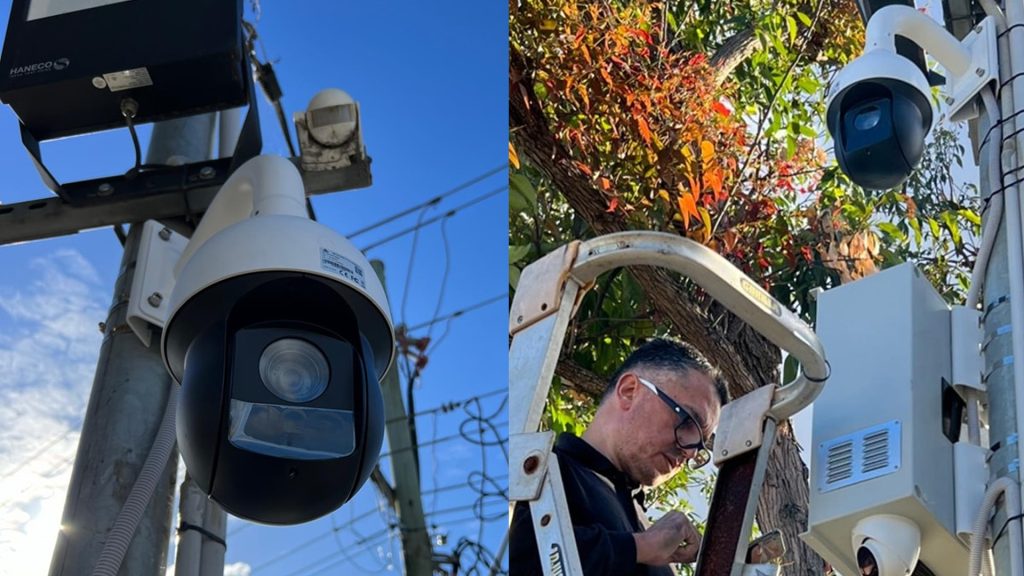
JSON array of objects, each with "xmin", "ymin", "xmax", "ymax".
[
  {"xmin": 400, "ymin": 205, "xmax": 431, "ymax": 326},
  {"xmin": 329, "ymin": 512, "xmax": 390, "ymax": 574},
  {"xmin": 421, "ymin": 474, "xmax": 510, "ymax": 498},
  {"xmin": 426, "ymin": 217, "xmax": 452, "ymax": 342},
  {"xmin": 385, "ymin": 387, "xmax": 509, "ymax": 424},
  {"xmin": 119, "ymin": 98, "xmax": 168, "ymax": 177},
  {"xmin": 378, "ymin": 422, "xmax": 507, "ymax": 459},
  {"xmin": 452, "ymin": 537, "xmax": 507, "ymax": 576},
  {"xmin": 0, "ymin": 424, "xmax": 77, "ymax": 480},
  {"xmin": 249, "ymin": 506, "xmax": 387, "ymax": 571},
  {"xmin": 406, "ymin": 294, "xmax": 507, "ymax": 333},
  {"xmin": 347, "ymin": 165, "xmax": 505, "ymax": 239},
  {"xmin": 464, "ymin": 396, "xmax": 506, "ymax": 543},
  {"xmin": 430, "ymin": 411, "xmax": 441, "ymax": 516},
  {"xmin": 460, "ymin": 396, "xmax": 510, "ymax": 459},
  {"xmin": 91, "ymin": 385, "xmax": 178, "ymax": 576},
  {"xmin": 359, "ymin": 185, "xmax": 506, "ymax": 252}
]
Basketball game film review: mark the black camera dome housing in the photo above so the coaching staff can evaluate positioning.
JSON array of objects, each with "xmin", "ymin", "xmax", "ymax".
[
  {"xmin": 170, "ymin": 273, "xmax": 384, "ymax": 524},
  {"xmin": 825, "ymin": 50, "xmax": 934, "ymax": 191}
]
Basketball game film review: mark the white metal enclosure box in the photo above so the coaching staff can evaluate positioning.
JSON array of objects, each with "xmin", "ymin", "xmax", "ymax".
[{"xmin": 800, "ymin": 263, "xmax": 967, "ymax": 575}]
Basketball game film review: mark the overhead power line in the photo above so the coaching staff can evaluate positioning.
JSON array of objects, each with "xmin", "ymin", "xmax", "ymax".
[
  {"xmin": 406, "ymin": 293, "xmax": 507, "ymax": 333},
  {"xmin": 386, "ymin": 387, "xmax": 508, "ymax": 424},
  {"xmin": 347, "ymin": 165, "xmax": 506, "ymax": 239},
  {"xmin": 360, "ymin": 186, "xmax": 506, "ymax": 252}
]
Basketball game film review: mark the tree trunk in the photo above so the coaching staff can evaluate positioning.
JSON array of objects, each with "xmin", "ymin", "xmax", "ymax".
[{"xmin": 511, "ymin": 46, "xmax": 823, "ymax": 576}]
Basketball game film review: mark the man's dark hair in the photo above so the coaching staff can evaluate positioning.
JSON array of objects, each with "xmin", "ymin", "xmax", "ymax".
[{"xmin": 603, "ymin": 338, "xmax": 730, "ymax": 407}]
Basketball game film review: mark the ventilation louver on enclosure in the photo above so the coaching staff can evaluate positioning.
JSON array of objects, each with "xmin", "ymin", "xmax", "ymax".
[{"xmin": 818, "ymin": 420, "xmax": 901, "ymax": 493}]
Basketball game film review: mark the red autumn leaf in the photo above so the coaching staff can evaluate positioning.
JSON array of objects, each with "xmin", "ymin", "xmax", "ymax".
[
  {"xmin": 599, "ymin": 177, "xmax": 612, "ymax": 190},
  {"xmin": 800, "ymin": 245, "xmax": 813, "ymax": 263},
  {"xmin": 606, "ymin": 197, "xmax": 619, "ymax": 213},
  {"xmin": 712, "ymin": 101, "xmax": 731, "ymax": 118},
  {"xmin": 628, "ymin": 28, "xmax": 653, "ymax": 45},
  {"xmin": 705, "ymin": 169, "xmax": 724, "ymax": 200},
  {"xmin": 574, "ymin": 161, "xmax": 592, "ymax": 176},
  {"xmin": 637, "ymin": 116, "xmax": 653, "ymax": 145},
  {"xmin": 677, "ymin": 193, "xmax": 698, "ymax": 228}
]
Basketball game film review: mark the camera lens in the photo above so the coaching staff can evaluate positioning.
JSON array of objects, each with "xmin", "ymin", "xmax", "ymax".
[
  {"xmin": 857, "ymin": 546, "xmax": 879, "ymax": 576},
  {"xmin": 259, "ymin": 338, "xmax": 330, "ymax": 402},
  {"xmin": 853, "ymin": 105, "xmax": 881, "ymax": 130}
]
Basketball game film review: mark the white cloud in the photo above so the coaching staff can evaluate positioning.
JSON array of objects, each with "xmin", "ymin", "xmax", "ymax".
[
  {"xmin": 166, "ymin": 561, "xmax": 251, "ymax": 576},
  {"xmin": 0, "ymin": 249, "xmax": 106, "ymax": 576},
  {"xmin": 223, "ymin": 561, "xmax": 253, "ymax": 576}
]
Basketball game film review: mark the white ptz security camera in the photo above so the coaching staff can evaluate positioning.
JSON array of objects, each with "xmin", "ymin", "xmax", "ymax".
[
  {"xmin": 852, "ymin": 514, "xmax": 922, "ymax": 576},
  {"xmin": 160, "ymin": 154, "xmax": 394, "ymax": 524},
  {"xmin": 294, "ymin": 88, "xmax": 365, "ymax": 171},
  {"xmin": 825, "ymin": 5, "xmax": 997, "ymax": 190},
  {"xmin": 825, "ymin": 48, "xmax": 933, "ymax": 191}
]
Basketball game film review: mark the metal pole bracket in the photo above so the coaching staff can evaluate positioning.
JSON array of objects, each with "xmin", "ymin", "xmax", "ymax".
[{"xmin": 713, "ymin": 385, "xmax": 775, "ymax": 467}]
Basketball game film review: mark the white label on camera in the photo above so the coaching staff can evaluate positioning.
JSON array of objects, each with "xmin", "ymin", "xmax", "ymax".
[
  {"xmin": 321, "ymin": 248, "xmax": 365, "ymax": 289},
  {"xmin": 103, "ymin": 67, "xmax": 152, "ymax": 92}
]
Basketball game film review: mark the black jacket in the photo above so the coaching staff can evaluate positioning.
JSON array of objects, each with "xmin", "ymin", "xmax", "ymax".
[{"xmin": 509, "ymin": 433, "xmax": 674, "ymax": 576}]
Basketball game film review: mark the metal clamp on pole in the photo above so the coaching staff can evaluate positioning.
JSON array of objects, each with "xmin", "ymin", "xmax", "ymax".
[{"xmin": 509, "ymin": 230, "xmax": 828, "ymax": 576}]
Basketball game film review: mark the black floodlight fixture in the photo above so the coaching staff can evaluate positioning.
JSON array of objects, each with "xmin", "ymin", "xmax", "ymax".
[{"xmin": 0, "ymin": 0, "xmax": 261, "ymax": 200}]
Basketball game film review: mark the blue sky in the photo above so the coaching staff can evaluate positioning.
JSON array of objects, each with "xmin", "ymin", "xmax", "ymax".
[{"xmin": 0, "ymin": 1, "xmax": 508, "ymax": 574}]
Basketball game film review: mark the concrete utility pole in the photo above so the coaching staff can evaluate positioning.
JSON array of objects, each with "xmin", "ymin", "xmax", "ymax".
[
  {"xmin": 48, "ymin": 114, "xmax": 216, "ymax": 576},
  {"xmin": 172, "ymin": 107, "xmax": 240, "ymax": 576},
  {"xmin": 372, "ymin": 261, "xmax": 434, "ymax": 576}
]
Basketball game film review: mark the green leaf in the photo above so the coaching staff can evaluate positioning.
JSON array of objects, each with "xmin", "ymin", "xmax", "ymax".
[
  {"xmin": 958, "ymin": 208, "xmax": 981, "ymax": 226},
  {"xmin": 509, "ymin": 265, "xmax": 521, "ymax": 290},
  {"xmin": 783, "ymin": 354, "xmax": 800, "ymax": 384},
  {"xmin": 786, "ymin": 15, "xmax": 798, "ymax": 44},
  {"xmin": 795, "ymin": 11, "xmax": 812, "ymax": 27},
  {"xmin": 943, "ymin": 211, "xmax": 962, "ymax": 246},
  {"xmin": 796, "ymin": 75, "xmax": 819, "ymax": 94},
  {"xmin": 510, "ymin": 173, "xmax": 537, "ymax": 214},
  {"xmin": 908, "ymin": 217, "xmax": 923, "ymax": 246},
  {"xmin": 509, "ymin": 244, "xmax": 531, "ymax": 264},
  {"xmin": 927, "ymin": 217, "xmax": 941, "ymax": 239},
  {"xmin": 876, "ymin": 222, "xmax": 906, "ymax": 242}
]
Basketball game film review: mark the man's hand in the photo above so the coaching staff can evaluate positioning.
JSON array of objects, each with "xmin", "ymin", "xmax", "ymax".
[{"xmin": 634, "ymin": 511, "xmax": 702, "ymax": 566}]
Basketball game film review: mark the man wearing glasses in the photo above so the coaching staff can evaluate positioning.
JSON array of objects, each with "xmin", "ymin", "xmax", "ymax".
[{"xmin": 510, "ymin": 338, "xmax": 730, "ymax": 575}]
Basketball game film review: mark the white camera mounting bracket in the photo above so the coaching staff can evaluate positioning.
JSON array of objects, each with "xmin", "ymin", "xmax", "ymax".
[
  {"xmin": 866, "ymin": 5, "xmax": 997, "ymax": 123},
  {"xmin": 126, "ymin": 220, "xmax": 188, "ymax": 347},
  {"xmin": 946, "ymin": 17, "xmax": 998, "ymax": 122}
]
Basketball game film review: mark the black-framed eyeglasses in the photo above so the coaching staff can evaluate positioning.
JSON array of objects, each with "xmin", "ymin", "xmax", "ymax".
[{"xmin": 637, "ymin": 376, "xmax": 714, "ymax": 470}]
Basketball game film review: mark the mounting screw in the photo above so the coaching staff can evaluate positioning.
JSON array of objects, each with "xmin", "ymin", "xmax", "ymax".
[
  {"xmin": 944, "ymin": 96, "xmax": 955, "ymax": 105},
  {"xmin": 721, "ymin": 449, "xmax": 729, "ymax": 456},
  {"xmin": 976, "ymin": 67, "xmax": 986, "ymax": 77},
  {"xmin": 540, "ymin": 514, "xmax": 551, "ymax": 527},
  {"xmin": 517, "ymin": 315, "xmax": 524, "ymax": 324},
  {"xmin": 199, "ymin": 166, "xmax": 216, "ymax": 180},
  {"xmin": 158, "ymin": 227, "xmax": 172, "ymax": 241},
  {"xmin": 147, "ymin": 292, "xmax": 163, "ymax": 307},
  {"xmin": 745, "ymin": 440, "xmax": 752, "ymax": 447},
  {"xmin": 97, "ymin": 183, "xmax": 114, "ymax": 196},
  {"xmin": 975, "ymin": 25, "xmax": 984, "ymax": 34}
]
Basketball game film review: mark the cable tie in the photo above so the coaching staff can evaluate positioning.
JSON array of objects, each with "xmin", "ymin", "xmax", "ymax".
[{"xmin": 177, "ymin": 521, "xmax": 227, "ymax": 548}]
